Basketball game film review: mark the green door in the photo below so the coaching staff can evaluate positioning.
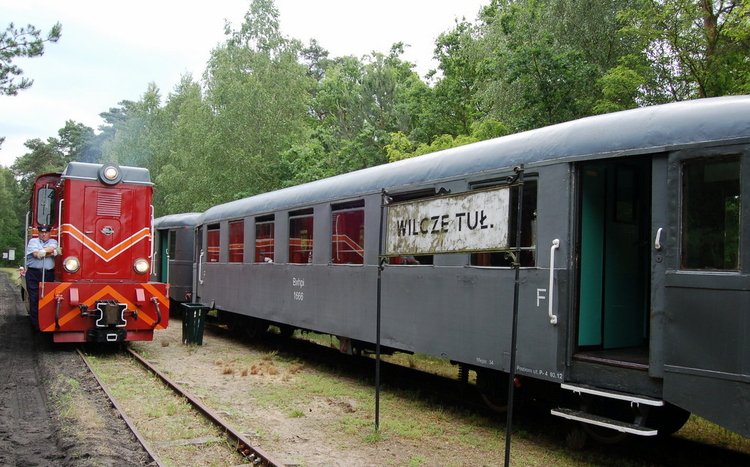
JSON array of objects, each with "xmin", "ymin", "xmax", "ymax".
[
  {"xmin": 578, "ymin": 159, "xmax": 650, "ymax": 350},
  {"xmin": 159, "ymin": 230, "xmax": 169, "ymax": 283}
]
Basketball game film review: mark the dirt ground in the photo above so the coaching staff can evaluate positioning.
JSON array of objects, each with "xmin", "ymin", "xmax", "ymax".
[
  {"xmin": 129, "ymin": 319, "xmax": 750, "ymax": 467},
  {"xmin": 131, "ymin": 322, "xmax": 517, "ymax": 467},
  {"xmin": 0, "ymin": 273, "xmax": 152, "ymax": 466}
]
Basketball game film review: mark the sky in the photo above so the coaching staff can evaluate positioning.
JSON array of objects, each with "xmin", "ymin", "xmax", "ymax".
[{"xmin": 0, "ymin": 0, "xmax": 489, "ymax": 168}]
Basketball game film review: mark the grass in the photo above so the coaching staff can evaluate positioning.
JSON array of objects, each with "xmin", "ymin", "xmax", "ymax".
[
  {"xmin": 135, "ymin": 321, "xmax": 750, "ymax": 466},
  {"xmin": 0, "ymin": 267, "xmax": 22, "ymax": 286},
  {"xmin": 679, "ymin": 416, "xmax": 750, "ymax": 453},
  {"xmin": 288, "ymin": 408, "xmax": 305, "ymax": 418},
  {"xmin": 48, "ymin": 374, "xmax": 107, "ymax": 438},
  {"xmin": 297, "ymin": 329, "xmax": 473, "ymax": 381}
]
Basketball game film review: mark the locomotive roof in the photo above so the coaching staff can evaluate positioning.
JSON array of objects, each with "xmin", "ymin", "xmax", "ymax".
[
  {"xmin": 62, "ymin": 162, "xmax": 152, "ymax": 185},
  {"xmin": 154, "ymin": 212, "xmax": 202, "ymax": 229},
  {"xmin": 201, "ymin": 95, "xmax": 750, "ymax": 224}
]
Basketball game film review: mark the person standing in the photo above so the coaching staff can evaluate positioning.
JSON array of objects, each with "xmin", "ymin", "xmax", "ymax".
[{"xmin": 25, "ymin": 225, "xmax": 58, "ymax": 329}]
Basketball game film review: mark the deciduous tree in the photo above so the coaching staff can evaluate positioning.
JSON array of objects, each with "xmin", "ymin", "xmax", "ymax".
[
  {"xmin": 606, "ymin": 0, "xmax": 749, "ymax": 104},
  {"xmin": 0, "ymin": 167, "xmax": 24, "ymax": 265}
]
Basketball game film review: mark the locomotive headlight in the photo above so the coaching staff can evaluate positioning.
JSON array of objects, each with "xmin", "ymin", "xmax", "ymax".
[
  {"xmin": 103, "ymin": 166, "xmax": 119, "ymax": 180},
  {"xmin": 134, "ymin": 258, "xmax": 149, "ymax": 274},
  {"xmin": 63, "ymin": 256, "xmax": 80, "ymax": 273},
  {"xmin": 98, "ymin": 164, "xmax": 122, "ymax": 185}
]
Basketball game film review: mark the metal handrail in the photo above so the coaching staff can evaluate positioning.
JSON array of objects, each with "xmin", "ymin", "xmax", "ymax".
[{"xmin": 548, "ymin": 239, "xmax": 560, "ymax": 325}]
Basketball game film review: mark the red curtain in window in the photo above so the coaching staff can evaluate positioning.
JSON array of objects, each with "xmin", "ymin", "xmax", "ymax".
[{"xmin": 229, "ymin": 221, "xmax": 244, "ymax": 263}]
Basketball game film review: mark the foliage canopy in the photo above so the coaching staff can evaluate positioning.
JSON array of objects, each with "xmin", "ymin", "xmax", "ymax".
[{"xmin": 4, "ymin": 0, "xmax": 749, "ymax": 244}]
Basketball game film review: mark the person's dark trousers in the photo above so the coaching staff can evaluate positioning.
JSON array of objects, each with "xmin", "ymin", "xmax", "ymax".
[{"xmin": 25, "ymin": 268, "xmax": 55, "ymax": 329}]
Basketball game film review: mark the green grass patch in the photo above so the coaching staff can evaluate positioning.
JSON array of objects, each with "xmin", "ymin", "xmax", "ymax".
[{"xmin": 288, "ymin": 408, "xmax": 305, "ymax": 418}]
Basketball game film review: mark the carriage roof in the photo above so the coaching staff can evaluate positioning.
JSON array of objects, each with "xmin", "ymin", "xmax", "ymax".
[
  {"xmin": 201, "ymin": 96, "xmax": 750, "ymax": 224},
  {"xmin": 154, "ymin": 212, "xmax": 202, "ymax": 229}
]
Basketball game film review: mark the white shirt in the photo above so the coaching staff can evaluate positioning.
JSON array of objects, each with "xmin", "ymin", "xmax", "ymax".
[{"xmin": 26, "ymin": 236, "xmax": 58, "ymax": 270}]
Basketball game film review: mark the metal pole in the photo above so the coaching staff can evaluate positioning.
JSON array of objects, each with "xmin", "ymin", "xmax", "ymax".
[
  {"xmin": 375, "ymin": 189, "xmax": 388, "ymax": 430},
  {"xmin": 504, "ymin": 165, "xmax": 524, "ymax": 466}
]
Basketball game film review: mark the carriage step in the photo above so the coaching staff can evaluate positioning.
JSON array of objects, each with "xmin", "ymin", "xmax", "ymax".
[
  {"xmin": 550, "ymin": 408, "xmax": 658, "ymax": 436},
  {"xmin": 560, "ymin": 383, "xmax": 664, "ymax": 406}
]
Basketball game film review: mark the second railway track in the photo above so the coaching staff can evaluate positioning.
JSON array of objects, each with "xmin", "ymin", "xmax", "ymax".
[{"xmin": 77, "ymin": 346, "xmax": 283, "ymax": 466}]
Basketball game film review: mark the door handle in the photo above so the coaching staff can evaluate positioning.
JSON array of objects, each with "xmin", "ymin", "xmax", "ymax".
[
  {"xmin": 198, "ymin": 250, "xmax": 205, "ymax": 285},
  {"xmin": 548, "ymin": 239, "xmax": 560, "ymax": 325},
  {"xmin": 654, "ymin": 227, "xmax": 663, "ymax": 251}
]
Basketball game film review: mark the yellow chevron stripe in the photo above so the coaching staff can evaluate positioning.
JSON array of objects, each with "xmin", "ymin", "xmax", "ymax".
[
  {"xmin": 40, "ymin": 284, "xmax": 162, "ymax": 330},
  {"xmin": 61, "ymin": 224, "xmax": 150, "ymax": 262},
  {"xmin": 142, "ymin": 283, "xmax": 169, "ymax": 307},
  {"xmin": 39, "ymin": 283, "xmax": 71, "ymax": 309}
]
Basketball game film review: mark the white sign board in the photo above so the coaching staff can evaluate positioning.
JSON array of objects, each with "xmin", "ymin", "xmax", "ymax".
[
  {"xmin": 8, "ymin": 249, "xmax": 14, "ymax": 261},
  {"xmin": 385, "ymin": 188, "xmax": 510, "ymax": 256}
]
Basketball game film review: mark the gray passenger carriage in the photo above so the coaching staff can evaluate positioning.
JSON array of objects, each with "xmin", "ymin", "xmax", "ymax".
[
  {"xmin": 152, "ymin": 213, "xmax": 202, "ymax": 305},
  {"xmin": 188, "ymin": 96, "xmax": 749, "ymax": 440}
]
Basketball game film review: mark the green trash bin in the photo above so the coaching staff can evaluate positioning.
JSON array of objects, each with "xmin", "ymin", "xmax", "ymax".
[{"xmin": 181, "ymin": 303, "xmax": 207, "ymax": 345}]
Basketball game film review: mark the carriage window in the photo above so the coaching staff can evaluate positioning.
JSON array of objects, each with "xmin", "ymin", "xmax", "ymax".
[
  {"xmin": 681, "ymin": 157, "xmax": 740, "ymax": 270},
  {"xmin": 36, "ymin": 187, "xmax": 56, "ymax": 226},
  {"xmin": 207, "ymin": 224, "xmax": 220, "ymax": 262},
  {"xmin": 289, "ymin": 209, "xmax": 314, "ymax": 264},
  {"xmin": 332, "ymin": 201, "xmax": 364, "ymax": 265},
  {"xmin": 387, "ymin": 190, "xmax": 434, "ymax": 266},
  {"xmin": 229, "ymin": 220, "xmax": 244, "ymax": 263},
  {"xmin": 168, "ymin": 231, "xmax": 176, "ymax": 259},
  {"xmin": 255, "ymin": 215, "xmax": 275, "ymax": 263},
  {"xmin": 471, "ymin": 180, "xmax": 537, "ymax": 267}
]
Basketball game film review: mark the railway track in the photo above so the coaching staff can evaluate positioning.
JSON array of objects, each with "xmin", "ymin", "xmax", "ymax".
[
  {"xmin": 77, "ymin": 346, "xmax": 283, "ymax": 466},
  {"xmin": 76, "ymin": 348, "xmax": 164, "ymax": 466},
  {"xmin": 70, "ymin": 320, "xmax": 749, "ymax": 466}
]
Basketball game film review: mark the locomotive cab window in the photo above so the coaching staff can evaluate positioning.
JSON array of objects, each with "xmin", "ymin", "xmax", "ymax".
[
  {"xmin": 229, "ymin": 220, "xmax": 244, "ymax": 263},
  {"xmin": 36, "ymin": 186, "xmax": 56, "ymax": 226},
  {"xmin": 255, "ymin": 215, "xmax": 275, "ymax": 263},
  {"xmin": 681, "ymin": 156, "xmax": 741, "ymax": 270},
  {"xmin": 289, "ymin": 209, "xmax": 314, "ymax": 264},
  {"xmin": 207, "ymin": 224, "xmax": 220, "ymax": 262},
  {"xmin": 471, "ymin": 180, "xmax": 537, "ymax": 267}
]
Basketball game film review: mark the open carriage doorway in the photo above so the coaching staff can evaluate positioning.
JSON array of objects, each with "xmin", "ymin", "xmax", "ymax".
[{"xmin": 576, "ymin": 158, "xmax": 652, "ymax": 368}]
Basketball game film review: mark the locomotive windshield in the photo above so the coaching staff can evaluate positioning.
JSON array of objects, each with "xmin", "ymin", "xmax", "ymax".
[{"xmin": 36, "ymin": 186, "xmax": 56, "ymax": 226}]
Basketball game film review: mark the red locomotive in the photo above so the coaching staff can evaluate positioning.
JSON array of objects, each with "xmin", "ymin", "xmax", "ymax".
[{"xmin": 24, "ymin": 162, "xmax": 169, "ymax": 343}]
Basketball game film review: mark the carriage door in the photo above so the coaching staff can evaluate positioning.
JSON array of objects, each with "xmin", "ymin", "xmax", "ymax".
[
  {"xmin": 158, "ymin": 229, "xmax": 169, "ymax": 283},
  {"xmin": 661, "ymin": 146, "xmax": 749, "ymax": 436},
  {"xmin": 577, "ymin": 157, "xmax": 652, "ymax": 365},
  {"xmin": 194, "ymin": 225, "xmax": 206, "ymax": 303}
]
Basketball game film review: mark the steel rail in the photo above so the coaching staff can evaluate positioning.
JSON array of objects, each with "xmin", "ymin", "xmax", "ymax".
[
  {"xmin": 126, "ymin": 347, "xmax": 281, "ymax": 466},
  {"xmin": 76, "ymin": 348, "xmax": 165, "ymax": 467}
]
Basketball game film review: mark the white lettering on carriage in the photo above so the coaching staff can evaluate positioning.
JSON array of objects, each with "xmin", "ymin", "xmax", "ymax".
[
  {"xmin": 292, "ymin": 277, "xmax": 305, "ymax": 301},
  {"xmin": 386, "ymin": 188, "xmax": 510, "ymax": 256},
  {"xmin": 536, "ymin": 288, "xmax": 547, "ymax": 307}
]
